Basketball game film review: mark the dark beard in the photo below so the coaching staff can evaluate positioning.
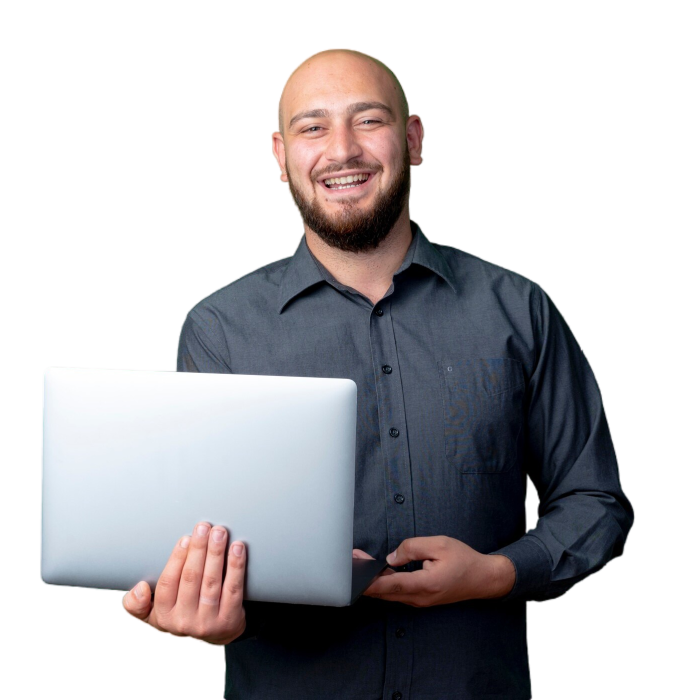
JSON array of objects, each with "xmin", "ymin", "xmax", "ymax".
[{"xmin": 287, "ymin": 149, "xmax": 411, "ymax": 253}]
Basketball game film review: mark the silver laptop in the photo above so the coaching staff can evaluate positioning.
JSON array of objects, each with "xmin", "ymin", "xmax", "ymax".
[{"xmin": 42, "ymin": 367, "xmax": 387, "ymax": 606}]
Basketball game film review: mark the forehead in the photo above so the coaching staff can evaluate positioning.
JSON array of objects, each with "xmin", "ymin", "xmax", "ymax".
[{"xmin": 282, "ymin": 54, "xmax": 400, "ymax": 125}]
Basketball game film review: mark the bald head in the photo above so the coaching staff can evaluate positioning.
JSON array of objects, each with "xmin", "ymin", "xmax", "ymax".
[{"xmin": 278, "ymin": 49, "xmax": 409, "ymax": 135}]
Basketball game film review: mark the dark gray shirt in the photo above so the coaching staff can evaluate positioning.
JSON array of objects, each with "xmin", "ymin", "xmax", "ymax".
[{"xmin": 177, "ymin": 222, "xmax": 633, "ymax": 700}]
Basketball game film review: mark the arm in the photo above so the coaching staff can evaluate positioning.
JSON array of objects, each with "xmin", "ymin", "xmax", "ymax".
[
  {"xmin": 363, "ymin": 284, "xmax": 633, "ymax": 606},
  {"xmin": 172, "ymin": 309, "xmax": 268, "ymax": 639},
  {"xmin": 491, "ymin": 283, "xmax": 634, "ymax": 601}
]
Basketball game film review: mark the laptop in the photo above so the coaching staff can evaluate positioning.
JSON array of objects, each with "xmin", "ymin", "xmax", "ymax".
[{"xmin": 41, "ymin": 367, "xmax": 388, "ymax": 606}]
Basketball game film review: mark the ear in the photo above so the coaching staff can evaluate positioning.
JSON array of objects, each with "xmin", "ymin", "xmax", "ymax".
[
  {"xmin": 272, "ymin": 132, "xmax": 289, "ymax": 182},
  {"xmin": 406, "ymin": 115, "xmax": 424, "ymax": 166}
]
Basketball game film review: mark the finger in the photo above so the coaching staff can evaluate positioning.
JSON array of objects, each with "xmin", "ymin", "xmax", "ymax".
[
  {"xmin": 123, "ymin": 581, "xmax": 153, "ymax": 621},
  {"xmin": 153, "ymin": 534, "xmax": 191, "ymax": 615},
  {"xmin": 176, "ymin": 522, "xmax": 211, "ymax": 609},
  {"xmin": 363, "ymin": 570, "xmax": 433, "ymax": 601},
  {"xmin": 198, "ymin": 526, "xmax": 229, "ymax": 613},
  {"xmin": 352, "ymin": 548, "xmax": 375, "ymax": 560},
  {"xmin": 219, "ymin": 541, "xmax": 246, "ymax": 627},
  {"xmin": 386, "ymin": 536, "xmax": 449, "ymax": 567}
]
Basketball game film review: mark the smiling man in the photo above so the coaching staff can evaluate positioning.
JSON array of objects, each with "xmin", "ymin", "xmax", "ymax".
[
  {"xmin": 124, "ymin": 49, "xmax": 634, "ymax": 699},
  {"xmin": 274, "ymin": 55, "xmax": 416, "ymax": 262}
]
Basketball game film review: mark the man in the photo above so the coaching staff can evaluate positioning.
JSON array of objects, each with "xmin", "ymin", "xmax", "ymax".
[{"xmin": 124, "ymin": 49, "xmax": 633, "ymax": 699}]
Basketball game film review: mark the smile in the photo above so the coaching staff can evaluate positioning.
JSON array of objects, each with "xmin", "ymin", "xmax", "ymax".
[{"xmin": 322, "ymin": 172, "xmax": 372, "ymax": 190}]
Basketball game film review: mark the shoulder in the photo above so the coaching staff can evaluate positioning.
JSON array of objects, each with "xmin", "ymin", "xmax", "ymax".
[
  {"xmin": 433, "ymin": 241, "xmax": 543, "ymax": 307},
  {"xmin": 185, "ymin": 255, "xmax": 292, "ymax": 329}
]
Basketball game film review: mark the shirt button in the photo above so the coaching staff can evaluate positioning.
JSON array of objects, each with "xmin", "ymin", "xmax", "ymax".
[
  {"xmin": 392, "ymin": 693, "xmax": 403, "ymax": 700},
  {"xmin": 395, "ymin": 627, "xmax": 406, "ymax": 638},
  {"xmin": 389, "ymin": 427, "xmax": 400, "ymax": 438},
  {"xmin": 382, "ymin": 365, "xmax": 393, "ymax": 374},
  {"xmin": 394, "ymin": 493, "xmax": 405, "ymax": 504},
  {"xmin": 374, "ymin": 307, "xmax": 384, "ymax": 316}
]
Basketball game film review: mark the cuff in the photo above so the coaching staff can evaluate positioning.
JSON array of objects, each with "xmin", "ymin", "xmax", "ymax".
[{"xmin": 490, "ymin": 535, "xmax": 552, "ymax": 602}]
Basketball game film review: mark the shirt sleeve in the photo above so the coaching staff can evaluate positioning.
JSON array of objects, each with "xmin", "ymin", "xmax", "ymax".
[
  {"xmin": 177, "ymin": 310, "xmax": 232, "ymax": 374},
  {"xmin": 176, "ymin": 308, "xmax": 269, "ymax": 641},
  {"xmin": 491, "ymin": 283, "xmax": 634, "ymax": 602}
]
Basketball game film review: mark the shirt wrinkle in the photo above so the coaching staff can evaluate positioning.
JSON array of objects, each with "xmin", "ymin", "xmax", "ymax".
[{"xmin": 177, "ymin": 221, "xmax": 633, "ymax": 700}]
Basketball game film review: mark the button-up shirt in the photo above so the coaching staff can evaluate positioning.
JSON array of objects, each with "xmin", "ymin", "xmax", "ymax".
[{"xmin": 177, "ymin": 222, "xmax": 633, "ymax": 700}]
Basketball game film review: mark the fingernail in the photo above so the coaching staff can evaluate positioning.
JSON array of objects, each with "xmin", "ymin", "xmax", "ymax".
[
  {"xmin": 196, "ymin": 524, "xmax": 209, "ymax": 537},
  {"xmin": 387, "ymin": 551, "xmax": 396, "ymax": 563},
  {"xmin": 133, "ymin": 583, "xmax": 144, "ymax": 600},
  {"xmin": 180, "ymin": 536, "xmax": 191, "ymax": 548},
  {"xmin": 232, "ymin": 543, "xmax": 244, "ymax": 557},
  {"xmin": 212, "ymin": 529, "xmax": 225, "ymax": 543}
]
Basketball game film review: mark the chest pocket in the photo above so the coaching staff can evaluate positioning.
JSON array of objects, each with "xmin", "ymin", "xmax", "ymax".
[{"xmin": 439, "ymin": 358, "xmax": 525, "ymax": 474}]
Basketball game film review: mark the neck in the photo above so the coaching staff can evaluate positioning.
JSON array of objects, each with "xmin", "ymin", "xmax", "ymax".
[{"xmin": 304, "ymin": 209, "xmax": 413, "ymax": 306}]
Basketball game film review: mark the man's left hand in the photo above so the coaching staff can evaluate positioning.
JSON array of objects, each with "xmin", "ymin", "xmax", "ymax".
[{"xmin": 355, "ymin": 536, "xmax": 516, "ymax": 607}]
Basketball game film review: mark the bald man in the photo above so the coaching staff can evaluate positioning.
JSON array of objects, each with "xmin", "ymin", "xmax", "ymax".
[{"xmin": 124, "ymin": 50, "xmax": 633, "ymax": 699}]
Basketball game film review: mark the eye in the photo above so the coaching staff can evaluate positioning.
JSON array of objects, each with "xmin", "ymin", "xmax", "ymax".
[
  {"xmin": 302, "ymin": 126, "xmax": 322, "ymax": 133},
  {"xmin": 356, "ymin": 119, "xmax": 384, "ymax": 129}
]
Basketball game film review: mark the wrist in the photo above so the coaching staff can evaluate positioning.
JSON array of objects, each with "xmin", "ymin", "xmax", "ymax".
[{"xmin": 483, "ymin": 554, "xmax": 516, "ymax": 599}]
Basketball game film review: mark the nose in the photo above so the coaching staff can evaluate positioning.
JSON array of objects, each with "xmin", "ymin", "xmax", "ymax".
[{"xmin": 324, "ymin": 123, "xmax": 362, "ymax": 164}]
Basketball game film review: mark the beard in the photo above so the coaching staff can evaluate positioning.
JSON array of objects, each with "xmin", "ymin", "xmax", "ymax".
[{"xmin": 286, "ymin": 147, "xmax": 411, "ymax": 253}]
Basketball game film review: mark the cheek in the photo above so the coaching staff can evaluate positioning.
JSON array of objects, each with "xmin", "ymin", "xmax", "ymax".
[
  {"xmin": 362, "ymin": 135, "xmax": 403, "ymax": 170},
  {"xmin": 287, "ymin": 145, "xmax": 322, "ymax": 180}
]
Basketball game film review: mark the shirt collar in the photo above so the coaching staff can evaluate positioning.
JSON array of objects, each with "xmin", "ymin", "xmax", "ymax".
[{"xmin": 277, "ymin": 221, "xmax": 456, "ymax": 313}]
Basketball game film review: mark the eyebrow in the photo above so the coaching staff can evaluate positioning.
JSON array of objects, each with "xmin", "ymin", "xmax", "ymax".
[{"xmin": 288, "ymin": 101, "xmax": 395, "ymax": 130}]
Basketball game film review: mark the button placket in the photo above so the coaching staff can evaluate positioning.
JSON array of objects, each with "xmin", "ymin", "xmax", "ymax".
[{"xmin": 369, "ymin": 299, "xmax": 415, "ymax": 700}]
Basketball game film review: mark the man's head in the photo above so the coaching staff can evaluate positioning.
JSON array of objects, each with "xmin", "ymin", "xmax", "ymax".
[{"xmin": 272, "ymin": 50, "xmax": 423, "ymax": 253}]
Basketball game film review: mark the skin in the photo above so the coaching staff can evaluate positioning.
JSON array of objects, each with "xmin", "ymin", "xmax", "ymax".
[
  {"xmin": 272, "ymin": 50, "xmax": 423, "ymax": 304},
  {"xmin": 123, "ymin": 50, "xmax": 515, "ymax": 643},
  {"xmin": 123, "ymin": 522, "xmax": 246, "ymax": 644}
]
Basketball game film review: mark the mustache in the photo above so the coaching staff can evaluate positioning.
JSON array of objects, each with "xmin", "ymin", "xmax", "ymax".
[{"xmin": 311, "ymin": 161, "xmax": 382, "ymax": 180}]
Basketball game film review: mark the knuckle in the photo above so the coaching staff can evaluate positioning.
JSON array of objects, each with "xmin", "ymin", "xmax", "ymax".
[
  {"xmin": 171, "ymin": 618, "xmax": 190, "ymax": 637},
  {"xmin": 181, "ymin": 568, "xmax": 199, "ymax": 586},
  {"xmin": 424, "ymin": 579, "xmax": 440, "ymax": 595},
  {"xmin": 157, "ymin": 574, "xmax": 177, "ymax": 591},
  {"xmin": 202, "ymin": 574, "xmax": 220, "ymax": 591},
  {"xmin": 190, "ymin": 534, "xmax": 208, "ymax": 550},
  {"xmin": 149, "ymin": 611, "xmax": 167, "ymax": 632},
  {"xmin": 226, "ymin": 578, "xmax": 243, "ymax": 597},
  {"xmin": 227, "ymin": 554, "xmax": 245, "ymax": 576},
  {"xmin": 209, "ymin": 542, "xmax": 225, "ymax": 557},
  {"xmin": 225, "ymin": 619, "xmax": 246, "ymax": 643},
  {"xmin": 390, "ymin": 582, "xmax": 403, "ymax": 595},
  {"xmin": 193, "ymin": 622, "xmax": 211, "ymax": 640}
]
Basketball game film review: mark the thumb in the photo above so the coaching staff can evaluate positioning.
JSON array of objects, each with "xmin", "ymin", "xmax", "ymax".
[
  {"xmin": 386, "ymin": 536, "xmax": 445, "ymax": 567},
  {"xmin": 122, "ymin": 581, "xmax": 153, "ymax": 621}
]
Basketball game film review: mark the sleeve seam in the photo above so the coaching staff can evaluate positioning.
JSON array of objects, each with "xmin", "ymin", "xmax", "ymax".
[{"xmin": 188, "ymin": 309, "xmax": 233, "ymax": 372}]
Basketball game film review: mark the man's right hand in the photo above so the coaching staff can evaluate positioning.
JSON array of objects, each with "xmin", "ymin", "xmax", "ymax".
[{"xmin": 123, "ymin": 522, "xmax": 247, "ymax": 645}]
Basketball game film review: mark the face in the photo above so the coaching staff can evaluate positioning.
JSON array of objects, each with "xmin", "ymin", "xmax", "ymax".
[{"xmin": 273, "ymin": 53, "xmax": 423, "ymax": 253}]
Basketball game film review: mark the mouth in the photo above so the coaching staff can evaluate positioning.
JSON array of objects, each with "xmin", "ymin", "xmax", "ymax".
[{"xmin": 317, "ymin": 170, "xmax": 375, "ymax": 193}]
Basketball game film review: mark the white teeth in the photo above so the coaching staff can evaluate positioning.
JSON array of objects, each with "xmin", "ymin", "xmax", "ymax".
[{"xmin": 323, "ymin": 173, "xmax": 371, "ymax": 188}]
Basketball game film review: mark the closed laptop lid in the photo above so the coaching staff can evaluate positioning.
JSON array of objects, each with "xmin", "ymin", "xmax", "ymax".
[{"xmin": 42, "ymin": 367, "xmax": 358, "ymax": 606}]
